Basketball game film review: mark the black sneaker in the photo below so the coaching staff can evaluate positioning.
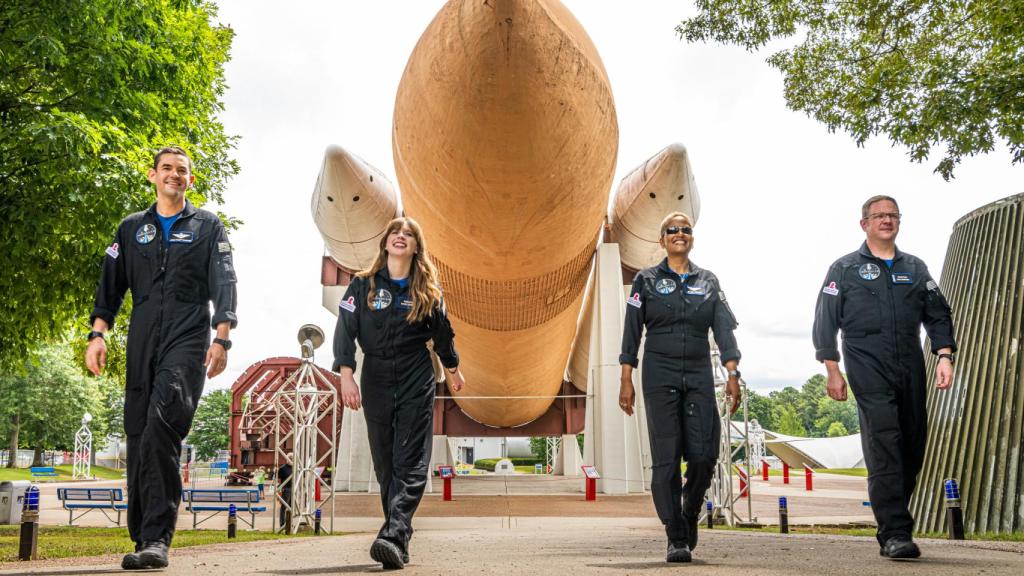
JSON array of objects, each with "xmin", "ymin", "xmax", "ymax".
[
  {"xmin": 684, "ymin": 513, "xmax": 699, "ymax": 551},
  {"xmin": 880, "ymin": 536, "xmax": 921, "ymax": 559},
  {"xmin": 666, "ymin": 540, "xmax": 692, "ymax": 563},
  {"xmin": 121, "ymin": 551, "xmax": 142, "ymax": 570},
  {"xmin": 136, "ymin": 541, "xmax": 169, "ymax": 569},
  {"xmin": 402, "ymin": 550, "xmax": 410, "ymax": 564},
  {"xmin": 370, "ymin": 538, "xmax": 405, "ymax": 570}
]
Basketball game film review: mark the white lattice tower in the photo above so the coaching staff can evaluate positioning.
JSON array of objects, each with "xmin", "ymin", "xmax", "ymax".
[
  {"xmin": 272, "ymin": 325, "xmax": 338, "ymax": 534},
  {"xmin": 72, "ymin": 413, "xmax": 93, "ymax": 480},
  {"xmin": 748, "ymin": 419, "xmax": 766, "ymax": 470},
  {"xmin": 701, "ymin": 345, "xmax": 754, "ymax": 526},
  {"xmin": 545, "ymin": 436, "xmax": 561, "ymax": 473}
]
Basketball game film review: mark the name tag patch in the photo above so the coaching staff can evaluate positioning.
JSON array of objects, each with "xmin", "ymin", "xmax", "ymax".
[
  {"xmin": 822, "ymin": 281, "xmax": 839, "ymax": 296},
  {"xmin": 685, "ymin": 286, "xmax": 706, "ymax": 296},
  {"xmin": 169, "ymin": 231, "xmax": 194, "ymax": 243},
  {"xmin": 339, "ymin": 296, "xmax": 356, "ymax": 313},
  {"xmin": 399, "ymin": 297, "xmax": 414, "ymax": 310},
  {"xmin": 105, "ymin": 242, "xmax": 119, "ymax": 259},
  {"xmin": 892, "ymin": 272, "xmax": 913, "ymax": 284},
  {"xmin": 626, "ymin": 292, "xmax": 642, "ymax": 309}
]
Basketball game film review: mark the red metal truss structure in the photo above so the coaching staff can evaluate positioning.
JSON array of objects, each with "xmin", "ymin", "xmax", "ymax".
[{"xmin": 229, "ymin": 357, "xmax": 341, "ymax": 472}]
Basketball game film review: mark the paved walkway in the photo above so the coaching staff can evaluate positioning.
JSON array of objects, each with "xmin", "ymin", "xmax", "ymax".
[{"xmin": 3, "ymin": 517, "xmax": 1023, "ymax": 575}]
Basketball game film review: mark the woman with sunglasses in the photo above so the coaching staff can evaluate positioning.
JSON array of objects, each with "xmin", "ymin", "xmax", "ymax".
[
  {"xmin": 332, "ymin": 216, "xmax": 465, "ymax": 570},
  {"xmin": 618, "ymin": 211, "xmax": 742, "ymax": 564}
]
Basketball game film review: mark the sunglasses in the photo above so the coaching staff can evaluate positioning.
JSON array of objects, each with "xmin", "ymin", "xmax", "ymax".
[{"xmin": 663, "ymin": 226, "xmax": 693, "ymax": 236}]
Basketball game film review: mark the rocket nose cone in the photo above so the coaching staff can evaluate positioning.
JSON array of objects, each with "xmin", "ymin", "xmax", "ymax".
[{"xmin": 663, "ymin": 142, "xmax": 689, "ymax": 160}]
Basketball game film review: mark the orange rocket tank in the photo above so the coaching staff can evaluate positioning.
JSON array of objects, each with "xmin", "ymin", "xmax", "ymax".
[{"xmin": 393, "ymin": 0, "xmax": 618, "ymax": 426}]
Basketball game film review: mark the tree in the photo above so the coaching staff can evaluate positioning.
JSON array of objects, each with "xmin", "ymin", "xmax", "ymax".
[
  {"xmin": 0, "ymin": 0, "xmax": 239, "ymax": 374},
  {"xmin": 739, "ymin": 389, "xmax": 776, "ymax": 431},
  {"xmin": 775, "ymin": 404, "xmax": 806, "ymax": 437},
  {"xmin": 797, "ymin": 374, "xmax": 827, "ymax": 434},
  {"xmin": 827, "ymin": 422, "xmax": 849, "ymax": 437},
  {"xmin": 188, "ymin": 389, "xmax": 231, "ymax": 462},
  {"xmin": 0, "ymin": 344, "xmax": 108, "ymax": 466},
  {"xmin": 814, "ymin": 394, "xmax": 860, "ymax": 437},
  {"xmin": 679, "ymin": 0, "xmax": 1024, "ymax": 179}
]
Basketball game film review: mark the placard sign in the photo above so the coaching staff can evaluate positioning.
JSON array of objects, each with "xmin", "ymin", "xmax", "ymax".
[
  {"xmin": 438, "ymin": 465, "xmax": 455, "ymax": 479},
  {"xmin": 581, "ymin": 465, "xmax": 600, "ymax": 479}
]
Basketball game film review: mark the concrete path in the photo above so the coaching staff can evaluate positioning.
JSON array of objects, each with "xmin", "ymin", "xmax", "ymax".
[{"xmin": 3, "ymin": 517, "xmax": 1022, "ymax": 575}]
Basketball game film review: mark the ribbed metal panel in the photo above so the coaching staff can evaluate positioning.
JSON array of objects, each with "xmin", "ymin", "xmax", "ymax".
[{"xmin": 911, "ymin": 192, "xmax": 1024, "ymax": 534}]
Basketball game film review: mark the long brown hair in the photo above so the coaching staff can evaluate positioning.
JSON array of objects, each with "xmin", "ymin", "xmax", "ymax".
[{"xmin": 358, "ymin": 217, "xmax": 443, "ymax": 323}]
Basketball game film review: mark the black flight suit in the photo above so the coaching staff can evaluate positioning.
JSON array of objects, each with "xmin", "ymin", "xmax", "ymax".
[
  {"xmin": 332, "ymin": 269, "xmax": 458, "ymax": 556},
  {"xmin": 620, "ymin": 258, "xmax": 740, "ymax": 544},
  {"xmin": 813, "ymin": 242, "xmax": 955, "ymax": 545},
  {"xmin": 91, "ymin": 201, "xmax": 237, "ymax": 547}
]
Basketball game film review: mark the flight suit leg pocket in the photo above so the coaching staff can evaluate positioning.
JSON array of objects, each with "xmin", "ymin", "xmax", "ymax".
[
  {"xmin": 682, "ymin": 399, "xmax": 718, "ymax": 462},
  {"xmin": 643, "ymin": 388, "xmax": 683, "ymax": 466}
]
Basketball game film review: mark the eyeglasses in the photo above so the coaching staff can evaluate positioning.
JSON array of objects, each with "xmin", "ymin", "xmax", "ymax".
[
  {"xmin": 867, "ymin": 212, "xmax": 902, "ymax": 221},
  {"xmin": 663, "ymin": 226, "xmax": 693, "ymax": 236}
]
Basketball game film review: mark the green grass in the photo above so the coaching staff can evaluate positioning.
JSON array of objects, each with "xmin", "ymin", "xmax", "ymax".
[
  {"xmin": 0, "ymin": 526, "xmax": 347, "ymax": 562},
  {"xmin": 0, "ymin": 465, "xmax": 124, "ymax": 482},
  {"xmin": 813, "ymin": 468, "xmax": 868, "ymax": 477}
]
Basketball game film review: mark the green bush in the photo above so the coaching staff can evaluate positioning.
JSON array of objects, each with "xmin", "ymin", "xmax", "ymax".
[{"xmin": 473, "ymin": 457, "xmax": 544, "ymax": 471}]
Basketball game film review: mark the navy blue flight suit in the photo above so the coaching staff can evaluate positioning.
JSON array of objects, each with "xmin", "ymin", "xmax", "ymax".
[
  {"xmin": 91, "ymin": 201, "xmax": 238, "ymax": 547},
  {"xmin": 332, "ymin": 269, "xmax": 458, "ymax": 556},
  {"xmin": 620, "ymin": 258, "xmax": 740, "ymax": 545},
  {"xmin": 813, "ymin": 242, "xmax": 955, "ymax": 545}
]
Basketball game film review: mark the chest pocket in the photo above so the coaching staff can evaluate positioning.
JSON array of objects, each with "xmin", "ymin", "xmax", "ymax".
[{"xmin": 841, "ymin": 271, "xmax": 883, "ymax": 337}]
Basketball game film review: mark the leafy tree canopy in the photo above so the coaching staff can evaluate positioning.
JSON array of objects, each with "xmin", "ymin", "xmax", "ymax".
[
  {"xmin": 679, "ymin": 0, "xmax": 1024, "ymax": 179},
  {"xmin": 188, "ymin": 388, "xmax": 231, "ymax": 462},
  {"xmin": 0, "ymin": 0, "xmax": 239, "ymax": 373}
]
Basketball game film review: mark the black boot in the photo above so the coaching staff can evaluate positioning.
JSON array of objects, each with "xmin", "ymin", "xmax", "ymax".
[
  {"xmin": 136, "ymin": 541, "xmax": 169, "ymax": 569},
  {"xmin": 370, "ymin": 538, "xmax": 405, "ymax": 570},
  {"xmin": 880, "ymin": 536, "xmax": 921, "ymax": 559},
  {"xmin": 666, "ymin": 540, "xmax": 692, "ymax": 563}
]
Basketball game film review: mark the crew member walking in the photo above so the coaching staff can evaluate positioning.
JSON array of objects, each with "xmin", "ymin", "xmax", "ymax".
[
  {"xmin": 619, "ymin": 211, "xmax": 742, "ymax": 563},
  {"xmin": 333, "ymin": 217, "xmax": 465, "ymax": 570},
  {"xmin": 813, "ymin": 195, "xmax": 956, "ymax": 559},
  {"xmin": 86, "ymin": 146, "xmax": 238, "ymax": 570}
]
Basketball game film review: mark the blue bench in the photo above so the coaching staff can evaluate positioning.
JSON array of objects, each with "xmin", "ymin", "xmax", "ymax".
[
  {"xmin": 182, "ymin": 489, "xmax": 265, "ymax": 529},
  {"xmin": 30, "ymin": 466, "xmax": 59, "ymax": 481},
  {"xmin": 56, "ymin": 488, "xmax": 127, "ymax": 526}
]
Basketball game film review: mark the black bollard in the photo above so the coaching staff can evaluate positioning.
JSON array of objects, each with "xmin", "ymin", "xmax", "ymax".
[
  {"xmin": 227, "ymin": 503, "xmax": 237, "ymax": 539},
  {"xmin": 706, "ymin": 500, "xmax": 714, "ymax": 529},
  {"xmin": 314, "ymin": 508, "xmax": 322, "ymax": 535},
  {"xmin": 19, "ymin": 486, "xmax": 40, "ymax": 561},
  {"xmin": 778, "ymin": 496, "xmax": 789, "ymax": 534},
  {"xmin": 944, "ymin": 479, "xmax": 965, "ymax": 540}
]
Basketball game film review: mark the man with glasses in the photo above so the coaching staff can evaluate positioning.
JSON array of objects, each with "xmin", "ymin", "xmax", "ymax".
[{"xmin": 813, "ymin": 195, "xmax": 955, "ymax": 559}]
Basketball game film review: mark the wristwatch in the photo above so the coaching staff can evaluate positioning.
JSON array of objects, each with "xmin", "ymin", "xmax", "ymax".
[
  {"xmin": 938, "ymin": 352, "xmax": 955, "ymax": 365},
  {"xmin": 213, "ymin": 337, "xmax": 232, "ymax": 351},
  {"xmin": 446, "ymin": 366, "xmax": 458, "ymax": 374},
  {"xmin": 87, "ymin": 330, "xmax": 105, "ymax": 342},
  {"xmin": 727, "ymin": 369, "xmax": 741, "ymax": 379}
]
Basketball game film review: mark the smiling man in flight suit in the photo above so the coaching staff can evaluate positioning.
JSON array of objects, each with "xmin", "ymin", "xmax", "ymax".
[
  {"xmin": 85, "ymin": 146, "xmax": 238, "ymax": 570},
  {"xmin": 813, "ymin": 195, "xmax": 955, "ymax": 559}
]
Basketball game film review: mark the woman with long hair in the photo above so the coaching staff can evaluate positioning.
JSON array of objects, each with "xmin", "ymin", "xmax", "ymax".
[
  {"xmin": 332, "ymin": 216, "xmax": 465, "ymax": 570},
  {"xmin": 619, "ymin": 211, "xmax": 742, "ymax": 564}
]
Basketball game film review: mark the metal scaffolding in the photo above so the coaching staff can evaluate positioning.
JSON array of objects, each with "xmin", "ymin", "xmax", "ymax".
[
  {"xmin": 702, "ymin": 347, "xmax": 754, "ymax": 526},
  {"xmin": 271, "ymin": 325, "xmax": 339, "ymax": 534},
  {"xmin": 72, "ymin": 413, "xmax": 93, "ymax": 480}
]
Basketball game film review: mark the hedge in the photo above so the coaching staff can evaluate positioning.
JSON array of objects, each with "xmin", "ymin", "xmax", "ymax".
[{"xmin": 473, "ymin": 457, "xmax": 544, "ymax": 471}]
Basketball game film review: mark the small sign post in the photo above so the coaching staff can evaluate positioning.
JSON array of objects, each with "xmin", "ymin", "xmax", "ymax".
[
  {"xmin": 438, "ymin": 465, "xmax": 455, "ymax": 501},
  {"xmin": 581, "ymin": 465, "xmax": 600, "ymax": 501}
]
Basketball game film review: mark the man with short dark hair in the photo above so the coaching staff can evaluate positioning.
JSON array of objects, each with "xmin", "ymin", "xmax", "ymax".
[
  {"xmin": 86, "ymin": 146, "xmax": 238, "ymax": 570},
  {"xmin": 813, "ymin": 196, "xmax": 955, "ymax": 559}
]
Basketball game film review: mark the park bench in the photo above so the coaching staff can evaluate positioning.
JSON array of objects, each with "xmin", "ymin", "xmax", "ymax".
[
  {"xmin": 56, "ymin": 487, "xmax": 127, "ymax": 526},
  {"xmin": 182, "ymin": 488, "xmax": 265, "ymax": 529},
  {"xmin": 29, "ymin": 466, "xmax": 59, "ymax": 481}
]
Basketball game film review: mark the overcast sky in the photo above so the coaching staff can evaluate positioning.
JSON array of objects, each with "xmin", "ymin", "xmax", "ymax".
[{"xmin": 209, "ymin": 1, "xmax": 1022, "ymax": 397}]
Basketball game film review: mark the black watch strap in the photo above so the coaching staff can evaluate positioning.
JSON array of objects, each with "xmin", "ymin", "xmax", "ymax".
[
  {"xmin": 213, "ymin": 337, "xmax": 232, "ymax": 351},
  {"xmin": 938, "ymin": 352, "xmax": 954, "ymax": 364},
  {"xmin": 87, "ymin": 330, "xmax": 105, "ymax": 342}
]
